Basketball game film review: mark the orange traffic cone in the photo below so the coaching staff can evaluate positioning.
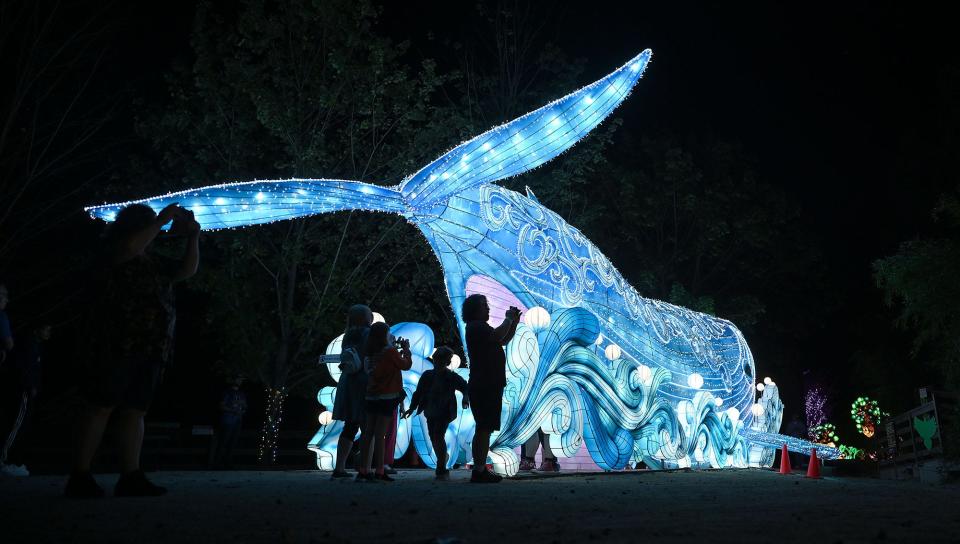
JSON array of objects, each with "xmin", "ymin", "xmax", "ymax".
[
  {"xmin": 778, "ymin": 444, "xmax": 792, "ymax": 474},
  {"xmin": 806, "ymin": 448, "xmax": 822, "ymax": 479}
]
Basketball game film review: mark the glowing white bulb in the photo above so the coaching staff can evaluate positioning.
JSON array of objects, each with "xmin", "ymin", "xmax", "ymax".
[
  {"xmin": 255, "ymin": 192, "xmax": 265, "ymax": 202},
  {"xmin": 636, "ymin": 364, "xmax": 653, "ymax": 385},
  {"xmin": 214, "ymin": 197, "xmax": 227, "ymax": 205},
  {"xmin": 449, "ymin": 354, "xmax": 461, "ymax": 370},
  {"xmin": 750, "ymin": 404, "xmax": 764, "ymax": 417},
  {"xmin": 604, "ymin": 344, "xmax": 622, "ymax": 361},
  {"xmin": 687, "ymin": 373, "xmax": 704, "ymax": 389},
  {"xmin": 481, "ymin": 142, "xmax": 492, "ymax": 151},
  {"xmin": 763, "ymin": 377, "xmax": 772, "ymax": 385},
  {"xmin": 523, "ymin": 306, "xmax": 551, "ymax": 330},
  {"xmin": 583, "ymin": 96, "xmax": 594, "ymax": 105},
  {"xmin": 371, "ymin": 312, "xmax": 385, "ymax": 324},
  {"xmin": 756, "ymin": 383, "xmax": 765, "ymax": 392},
  {"xmin": 318, "ymin": 411, "xmax": 333, "ymax": 425},
  {"xmin": 714, "ymin": 397, "xmax": 723, "ymax": 407},
  {"xmin": 726, "ymin": 407, "xmax": 741, "ymax": 422}
]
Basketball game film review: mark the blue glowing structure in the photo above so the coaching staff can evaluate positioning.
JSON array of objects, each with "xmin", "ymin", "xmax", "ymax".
[{"xmin": 86, "ymin": 50, "xmax": 838, "ymax": 474}]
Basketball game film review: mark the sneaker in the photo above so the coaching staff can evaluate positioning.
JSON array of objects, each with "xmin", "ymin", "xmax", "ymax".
[
  {"xmin": 330, "ymin": 470, "xmax": 351, "ymax": 479},
  {"xmin": 383, "ymin": 465, "xmax": 397, "ymax": 475},
  {"xmin": 64, "ymin": 471, "xmax": 105, "ymax": 499},
  {"xmin": 518, "ymin": 458, "xmax": 536, "ymax": 471},
  {"xmin": 538, "ymin": 459, "xmax": 560, "ymax": 472},
  {"xmin": 375, "ymin": 473, "xmax": 394, "ymax": 482},
  {"xmin": 114, "ymin": 470, "xmax": 167, "ymax": 497},
  {"xmin": 355, "ymin": 473, "xmax": 377, "ymax": 483},
  {"xmin": 470, "ymin": 470, "xmax": 501, "ymax": 484}
]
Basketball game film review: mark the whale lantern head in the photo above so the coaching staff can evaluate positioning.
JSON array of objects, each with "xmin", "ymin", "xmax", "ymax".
[{"xmin": 86, "ymin": 49, "xmax": 838, "ymax": 470}]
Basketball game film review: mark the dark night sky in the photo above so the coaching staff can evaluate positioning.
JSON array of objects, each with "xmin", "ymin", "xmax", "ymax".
[{"xmin": 10, "ymin": 1, "xmax": 957, "ymax": 423}]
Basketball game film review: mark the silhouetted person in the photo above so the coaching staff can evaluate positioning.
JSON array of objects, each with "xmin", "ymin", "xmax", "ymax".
[
  {"xmin": 357, "ymin": 322, "xmax": 411, "ymax": 482},
  {"xmin": 330, "ymin": 304, "xmax": 373, "ymax": 478},
  {"xmin": 1, "ymin": 324, "xmax": 50, "ymax": 475},
  {"xmin": 521, "ymin": 430, "xmax": 560, "ymax": 472},
  {"xmin": 209, "ymin": 376, "xmax": 247, "ymax": 469},
  {"xmin": 462, "ymin": 294, "xmax": 520, "ymax": 483},
  {"xmin": 65, "ymin": 203, "xmax": 200, "ymax": 498},
  {"xmin": 403, "ymin": 346, "xmax": 469, "ymax": 481}
]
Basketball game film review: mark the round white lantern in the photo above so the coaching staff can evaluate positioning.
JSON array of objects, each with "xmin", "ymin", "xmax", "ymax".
[
  {"xmin": 636, "ymin": 364, "xmax": 653, "ymax": 385},
  {"xmin": 318, "ymin": 411, "xmax": 333, "ymax": 425},
  {"xmin": 449, "ymin": 354, "xmax": 461, "ymax": 370},
  {"xmin": 726, "ymin": 407, "xmax": 741, "ymax": 422},
  {"xmin": 523, "ymin": 306, "xmax": 551, "ymax": 330},
  {"xmin": 714, "ymin": 397, "xmax": 724, "ymax": 407},
  {"xmin": 687, "ymin": 373, "xmax": 704, "ymax": 389},
  {"xmin": 763, "ymin": 376, "xmax": 772, "ymax": 385},
  {"xmin": 372, "ymin": 312, "xmax": 386, "ymax": 324},
  {"xmin": 750, "ymin": 404, "xmax": 764, "ymax": 417},
  {"xmin": 604, "ymin": 344, "xmax": 622, "ymax": 361},
  {"xmin": 756, "ymin": 383, "xmax": 765, "ymax": 392}
]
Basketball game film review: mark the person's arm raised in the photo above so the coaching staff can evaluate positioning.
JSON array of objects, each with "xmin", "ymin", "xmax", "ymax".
[
  {"xmin": 170, "ymin": 213, "xmax": 201, "ymax": 282},
  {"xmin": 115, "ymin": 203, "xmax": 182, "ymax": 263}
]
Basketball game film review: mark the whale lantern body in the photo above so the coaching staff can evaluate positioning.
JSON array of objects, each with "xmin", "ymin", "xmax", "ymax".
[{"xmin": 86, "ymin": 50, "xmax": 838, "ymax": 472}]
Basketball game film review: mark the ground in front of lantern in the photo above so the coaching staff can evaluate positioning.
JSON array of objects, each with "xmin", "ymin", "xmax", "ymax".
[{"xmin": 2, "ymin": 468, "xmax": 958, "ymax": 543}]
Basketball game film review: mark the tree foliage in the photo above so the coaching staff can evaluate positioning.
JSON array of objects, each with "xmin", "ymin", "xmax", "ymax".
[{"xmin": 874, "ymin": 187, "xmax": 960, "ymax": 388}]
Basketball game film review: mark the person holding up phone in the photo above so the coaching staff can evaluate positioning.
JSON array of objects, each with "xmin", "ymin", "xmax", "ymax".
[
  {"xmin": 66, "ymin": 202, "xmax": 200, "ymax": 498},
  {"xmin": 462, "ymin": 295, "xmax": 521, "ymax": 483},
  {"xmin": 357, "ymin": 323, "xmax": 411, "ymax": 482}
]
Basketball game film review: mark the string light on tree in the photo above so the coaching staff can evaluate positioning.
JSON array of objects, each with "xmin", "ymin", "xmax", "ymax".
[{"xmin": 851, "ymin": 396, "xmax": 887, "ymax": 438}]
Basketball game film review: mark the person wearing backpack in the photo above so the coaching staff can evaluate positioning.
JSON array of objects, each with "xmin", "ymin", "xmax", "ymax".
[
  {"xmin": 402, "ymin": 346, "xmax": 469, "ymax": 481},
  {"xmin": 330, "ymin": 304, "xmax": 373, "ymax": 479}
]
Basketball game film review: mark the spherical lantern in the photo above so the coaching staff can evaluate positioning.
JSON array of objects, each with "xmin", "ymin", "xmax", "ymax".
[
  {"xmin": 372, "ymin": 312, "xmax": 385, "ymax": 324},
  {"xmin": 318, "ymin": 411, "xmax": 333, "ymax": 425},
  {"xmin": 714, "ymin": 397, "xmax": 724, "ymax": 407},
  {"xmin": 604, "ymin": 344, "xmax": 622, "ymax": 361},
  {"xmin": 763, "ymin": 377, "xmax": 772, "ymax": 385},
  {"xmin": 750, "ymin": 404, "xmax": 764, "ymax": 417},
  {"xmin": 523, "ymin": 306, "xmax": 551, "ymax": 330},
  {"xmin": 636, "ymin": 364, "xmax": 653, "ymax": 385},
  {"xmin": 687, "ymin": 373, "xmax": 704, "ymax": 389},
  {"xmin": 756, "ymin": 383, "xmax": 765, "ymax": 392},
  {"xmin": 726, "ymin": 407, "xmax": 741, "ymax": 422},
  {"xmin": 449, "ymin": 354, "xmax": 461, "ymax": 370}
]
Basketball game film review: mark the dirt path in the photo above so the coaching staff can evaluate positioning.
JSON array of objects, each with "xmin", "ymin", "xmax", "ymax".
[{"xmin": 2, "ymin": 468, "xmax": 958, "ymax": 543}]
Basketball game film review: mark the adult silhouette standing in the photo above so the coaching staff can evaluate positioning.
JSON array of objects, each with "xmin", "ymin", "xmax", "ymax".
[
  {"xmin": 66, "ymin": 203, "xmax": 200, "ymax": 498},
  {"xmin": 462, "ymin": 294, "xmax": 520, "ymax": 483}
]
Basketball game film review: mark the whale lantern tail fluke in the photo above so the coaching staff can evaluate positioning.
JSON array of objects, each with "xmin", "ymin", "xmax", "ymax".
[
  {"xmin": 398, "ymin": 49, "xmax": 652, "ymax": 208},
  {"xmin": 84, "ymin": 179, "xmax": 406, "ymax": 231},
  {"xmin": 84, "ymin": 49, "xmax": 653, "ymax": 229}
]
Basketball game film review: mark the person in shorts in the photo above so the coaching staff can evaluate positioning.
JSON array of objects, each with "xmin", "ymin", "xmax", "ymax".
[
  {"xmin": 462, "ymin": 294, "xmax": 520, "ymax": 483},
  {"xmin": 66, "ymin": 202, "xmax": 200, "ymax": 498},
  {"xmin": 356, "ymin": 322, "xmax": 411, "ymax": 482},
  {"xmin": 403, "ymin": 346, "xmax": 469, "ymax": 480}
]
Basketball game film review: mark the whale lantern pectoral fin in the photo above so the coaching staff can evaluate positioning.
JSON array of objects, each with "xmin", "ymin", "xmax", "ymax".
[
  {"xmin": 399, "ymin": 49, "xmax": 652, "ymax": 207},
  {"xmin": 84, "ymin": 179, "xmax": 406, "ymax": 230}
]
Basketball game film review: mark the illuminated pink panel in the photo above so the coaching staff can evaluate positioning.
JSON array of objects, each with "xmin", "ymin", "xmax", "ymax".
[{"xmin": 465, "ymin": 274, "xmax": 528, "ymax": 327}]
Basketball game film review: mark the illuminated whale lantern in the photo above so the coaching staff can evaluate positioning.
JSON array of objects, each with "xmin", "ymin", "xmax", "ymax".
[{"xmin": 86, "ymin": 50, "xmax": 838, "ymax": 474}]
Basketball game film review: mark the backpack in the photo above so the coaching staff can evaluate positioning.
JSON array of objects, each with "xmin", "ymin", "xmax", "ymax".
[{"xmin": 339, "ymin": 346, "xmax": 363, "ymax": 375}]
